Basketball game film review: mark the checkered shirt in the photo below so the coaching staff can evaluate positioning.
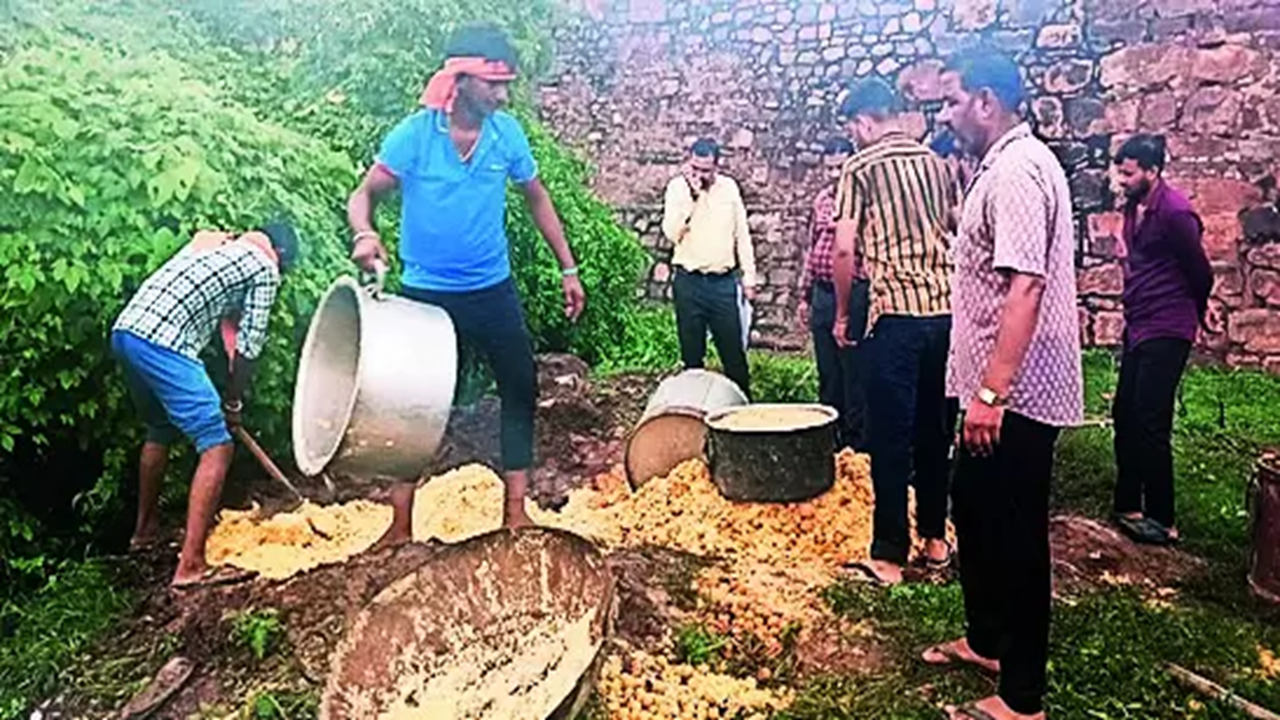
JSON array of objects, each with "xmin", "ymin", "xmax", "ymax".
[{"xmin": 113, "ymin": 241, "xmax": 280, "ymax": 361}]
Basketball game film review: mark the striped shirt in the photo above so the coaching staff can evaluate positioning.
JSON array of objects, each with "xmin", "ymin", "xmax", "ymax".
[
  {"xmin": 835, "ymin": 131, "xmax": 957, "ymax": 330},
  {"xmin": 113, "ymin": 241, "xmax": 280, "ymax": 361}
]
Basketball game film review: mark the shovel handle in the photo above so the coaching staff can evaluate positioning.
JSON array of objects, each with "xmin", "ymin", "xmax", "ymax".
[{"xmin": 232, "ymin": 426, "xmax": 302, "ymax": 500}]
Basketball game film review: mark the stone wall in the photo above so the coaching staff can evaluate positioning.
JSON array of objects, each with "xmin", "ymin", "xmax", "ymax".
[{"xmin": 540, "ymin": 0, "xmax": 1280, "ymax": 366}]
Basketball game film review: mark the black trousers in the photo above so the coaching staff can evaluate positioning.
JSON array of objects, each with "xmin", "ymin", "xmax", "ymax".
[
  {"xmin": 1113, "ymin": 337, "xmax": 1191, "ymax": 529},
  {"xmin": 953, "ymin": 411, "xmax": 1060, "ymax": 715},
  {"xmin": 402, "ymin": 278, "xmax": 537, "ymax": 471},
  {"xmin": 809, "ymin": 280, "xmax": 870, "ymax": 451},
  {"xmin": 864, "ymin": 314, "xmax": 956, "ymax": 564},
  {"xmin": 673, "ymin": 268, "xmax": 751, "ymax": 398}
]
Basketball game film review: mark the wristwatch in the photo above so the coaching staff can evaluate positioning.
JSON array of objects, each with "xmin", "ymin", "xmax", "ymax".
[{"xmin": 976, "ymin": 387, "xmax": 1006, "ymax": 407}]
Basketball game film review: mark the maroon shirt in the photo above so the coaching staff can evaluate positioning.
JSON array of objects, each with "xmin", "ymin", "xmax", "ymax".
[
  {"xmin": 800, "ymin": 186, "xmax": 864, "ymax": 299},
  {"xmin": 1121, "ymin": 180, "xmax": 1212, "ymax": 348}
]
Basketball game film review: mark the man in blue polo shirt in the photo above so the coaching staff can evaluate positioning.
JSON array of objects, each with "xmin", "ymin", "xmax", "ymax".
[{"xmin": 346, "ymin": 24, "xmax": 585, "ymax": 546}]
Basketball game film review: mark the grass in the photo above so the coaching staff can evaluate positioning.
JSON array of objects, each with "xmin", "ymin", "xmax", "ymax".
[
  {"xmin": 789, "ymin": 350, "xmax": 1280, "ymax": 718},
  {"xmin": 0, "ymin": 560, "xmax": 134, "ymax": 720}
]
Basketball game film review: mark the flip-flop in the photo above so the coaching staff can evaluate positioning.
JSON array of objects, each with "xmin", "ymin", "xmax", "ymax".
[
  {"xmin": 913, "ymin": 540, "xmax": 955, "ymax": 570},
  {"xmin": 170, "ymin": 565, "xmax": 257, "ymax": 592},
  {"xmin": 922, "ymin": 642, "xmax": 999, "ymax": 675},
  {"xmin": 841, "ymin": 560, "xmax": 900, "ymax": 587},
  {"xmin": 1117, "ymin": 516, "xmax": 1178, "ymax": 546},
  {"xmin": 945, "ymin": 703, "xmax": 1000, "ymax": 720}
]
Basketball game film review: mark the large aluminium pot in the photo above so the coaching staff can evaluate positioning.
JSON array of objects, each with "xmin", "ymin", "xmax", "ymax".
[
  {"xmin": 292, "ymin": 272, "xmax": 457, "ymax": 481},
  {"xmin": 623, "ymin": 369, "xmax": 748, "ymax": 489},
  {"xmin": 705, "ymin": 403, "xmax": 838, "ymax": 503},
  {"xmin": 320, "ymin": 527, "xmax": 616, "ymax": 720}
]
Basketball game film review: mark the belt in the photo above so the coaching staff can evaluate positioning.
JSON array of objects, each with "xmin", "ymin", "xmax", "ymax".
[{"xmin": 675, "ymin": 267, "xmax": 735, "ymax": 278}]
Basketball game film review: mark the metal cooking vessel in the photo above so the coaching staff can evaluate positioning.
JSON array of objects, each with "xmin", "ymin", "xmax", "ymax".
[
  {"xmin": 624, "ymin": 369, "xmax": 748, "ymax": 488},
  {"xmin": 292, "ymin": 271, "xmax": 457, "ymax": 480},
  {"xmin": 705, "ymin": 403, "xmax": 839, "ymax": 503},
  {"xmin": 320, "ymin": 528, "xmax": 616, "ymax": 720}
]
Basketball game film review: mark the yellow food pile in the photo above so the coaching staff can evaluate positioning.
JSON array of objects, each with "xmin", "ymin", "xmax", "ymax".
[
  {"xmin": 206, "ymin": 465, "xmax": 505, "ymax": 579},
  {"xmin": 1258, "ymin": 646, "xmax": 1280, "ymax": 680},
  {"xmin": 694, "ymin": 561, "xmax": 826, "ymax": 657},
  {"xmin": 710, "ymin": 405, "xmax": 831, "ymax": 431},
  {"xmin": 531, "ymin": 451, "xmax": 876, "ymax": 572},
  {"xmin": 596, "ymin": 649, "xmax": 793, "ymax": 720}
]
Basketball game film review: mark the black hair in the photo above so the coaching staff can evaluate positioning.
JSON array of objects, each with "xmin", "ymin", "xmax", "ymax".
[
  {"xmin": 945, "ymin": 49, "xmax": 1026, "ymax": 111},
  {"xmin": 444, "ymin": 23, "xmax": 520, "ymax": 71},
  {"xmin": 823, "ymin": 136, "xmax": 855, "ymax": 156},
  {"xmin": 258, "ymin": 220, "xmax": 300, "ymax": 271},
  {"xmin": 839, "ymin": 77, "xmax": 902, "ymax": 120},
  {"xmin": 929, "ymin": 129, "xmax": 960, "ymax": 159},
  {"xmin": 1114, "ymin": 133, "xmax": 1167, "ymax": 172},
  {"xmin": 691, "ymin": 137, "xmax": 721, "ymax": 159}
]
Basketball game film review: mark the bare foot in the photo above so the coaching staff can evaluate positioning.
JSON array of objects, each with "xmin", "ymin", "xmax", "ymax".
[
  {"xmin": 843, "ymin": 558, "xmax": 905, "ymax": 586},
  {"xmin": 922, "ymin": 637, "xmax": 1000, "ymax": 674},
  {"xmin": 504, "ymin": 502, "xmax": 535, "ymax": 529},
  {"xmin": 369, "ymin": 524, "xmax": 412, "ymax": 553},
  {"xmin": 923, "ymin": 538, "xmax": 952, "ymax": 564},
  {"xmin": 171, "ymin": 564, "xmax": 256, "ymax": 590},
  {"xmin": 946, "ymin": 695, "xmax": 1044, "ymax": 719}
]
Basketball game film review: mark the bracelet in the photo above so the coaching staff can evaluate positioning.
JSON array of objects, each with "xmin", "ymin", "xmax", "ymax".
[
  {"xmin": 352, "ymin": 230, "xmax": 379, "ymax": 245},
  {"xmin": 561, "ymin": 266, "xmax": 579, "ymax": 277},
  {"xmin": 224, "ymin": 400, "xmax": 243, "ymax": 412}
]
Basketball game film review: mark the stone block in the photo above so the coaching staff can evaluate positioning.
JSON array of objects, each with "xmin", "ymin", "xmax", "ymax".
[
  {"xmin": 1181, "ymin": 87, "xmax": 1241, "ymax": 136},
  {"xmin": 652, "ymin": 262, "xmax": 672, "ymax": 283},
  {"xmin": 1226, "ymin": 352, "xmax": 1265, "ymax": 371},
  {"xmin": 878, "ymin": 57, "xmax": 903, "ymax": 75},
  {"xmin": 902, "ymin": 12, "xmax": 924, "ymax": 33},
  {"xmin": 1228, "ymin": 308, "xmax": 1280, "ymax": 354},
  {"xmin": 1065, "ymin": 97, "xmax": 1107, "ymax": 137},
  {"xmin": 1199, "ymin": 213, "xmax": 1243, "ymax": 263},
  {"xmin": 1041, "ymin": 58, "xmax": 1095, "ymax": 94},
  {"xmin": 1087, "ymin": 19, "xmax": 1147, "ymax": 47},
  {"xmin": 1037, "ymin": 23, "xmax": 1083, "ymax": 49},
  {"xmin": 1134, "ymin": 92, "xmax": 1180, "ymax": 130},
  {"xmin": 1251, "ymin": 268, "xmax": 1280, "ymax": 307},
  {"xmin": 1150, "ymin": 15, "xmax": 1193, "ymax": 40},
  {"xmin": 1099, "ymin": 43, "xmax": 1195, "ymax": 90},
  {"xmin": 1188, "ymin": 178, "xmax": 1262, "ymax": 216},
  {"xmin": 1192, "ymin": 44, "xmax": 1265, "ymax": 84},
  {"xmin": 1094, "ymin": 311, "xmax": 1126, "ymax": 345},
  {"xmin": 952, "ymin": 0, "xmax": 997, "ymax": 31},
  {"xmin": 1032, "ymin": 96, "xmax": 1066, "ymax": 138},
  {"xmin": 1102, "ymin": 97, "xmax": 1141, "ymax": 134},
  {"xmin": 1088, "ymin": 211, "xmax": 1128, "ymax": 257},
  {"xmin": 1165, "ymin": 134, "xmax": 1231, "ymax": 163},
  {"xmin": 1251, "ymin": 244, "xmax": 1280, "ymax": 271},
  {"xmin": 1070, "ymin": 169, "xmax": 1111, "ymax": 211},
  {"xmin": 1005, "ymin": 0, "xmax": 1056, "ymax": 27},
  {"xmin": 1224, "ymin": 8, "xmax": 1280, "ymax": 33},
  {"xmin": 1078, "ymin": 262, "xmax": 1124, "ymax": 295},
  {"xmin": 897, "ymin": 59, "xmax": 945, "ymax": 102}
]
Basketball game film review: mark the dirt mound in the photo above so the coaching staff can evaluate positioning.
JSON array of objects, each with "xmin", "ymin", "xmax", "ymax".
[{"xmin": 1050, "ymin": 514, "xmax": 1206, "ymax": 596}]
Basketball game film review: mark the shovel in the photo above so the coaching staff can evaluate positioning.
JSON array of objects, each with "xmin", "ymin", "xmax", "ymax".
[{"xmin": 231, "ymin": 425, "xmax": 304, "ymax": 503}]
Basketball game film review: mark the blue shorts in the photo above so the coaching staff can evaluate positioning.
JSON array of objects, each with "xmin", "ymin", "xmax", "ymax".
[{"xmin": 111, "ymin": 330, "xmax": 232, "ymax": 453}]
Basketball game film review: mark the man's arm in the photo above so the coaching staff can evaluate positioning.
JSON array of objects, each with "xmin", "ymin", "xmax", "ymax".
[
  {"xmin": 227, "ymin": 270, "xmax": 280, "ymax": 405},
  {"xmin": 1168, "ymin": 211, "xmax": 1213, "ymax": 321},
  {"xmin": 732, "ymin": 184, "xmax": 757, "ymax": 290},
  {"xmin": 661, "ymin": 179, "xmax": 694, "ymax": 244},
  {"xmin": 520, "ymin": 178, "xmax": 577, "ymax": 271},
  {"xmin": 832, "ymin": 166, "xmax": 863, "ymax": 346},
  {"xmin": 520, "ymin": 178, "xmax": 586, "ymax": 321},
  {"xmin": 980, "ymin": 273, "xmax": 1046, "ymax": 399},
  {"xmin": 347, "ymin": 165, "xmax": 399, "ymax": 270}
]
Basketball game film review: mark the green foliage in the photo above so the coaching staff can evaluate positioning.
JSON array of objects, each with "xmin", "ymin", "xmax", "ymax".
[
  {"xmin": 0, "ymin": 561, "xmax": 134, "ymax": 719},
  {"xmin": 246, "ymin": 690, "xmax": 318, "ymax": 719},
  {"xmin": 229, "ymin": 608, "xmax": 286, "ymax": 661},
  {"xmin": 748, "ymin": 352, "xmax": 820, "ymax": 404},
  {"xmin": 673, "ymin": 622, "xmax": 728, "ymax": 667},
  {"xmin": 0, "ymin": 34, "xmax": 356, "ymax": 524}
]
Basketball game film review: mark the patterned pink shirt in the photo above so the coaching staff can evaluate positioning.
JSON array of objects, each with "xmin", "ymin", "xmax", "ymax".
[{"xmin": 946, "ymin": 124, "xmax": 1084, "ymax": 428}]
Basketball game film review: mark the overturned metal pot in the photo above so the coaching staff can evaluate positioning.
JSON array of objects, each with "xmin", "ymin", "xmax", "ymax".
[
  {"xmin": 705, "ymin": 403, "xmax": 839, "ymax": 503},
  {"xmin": 320, "ymin": 528, "xmax": 616, "ymax": 720},
  {"xmin": 292, "ymin": 267, "xmax": 457, "ymax": 481}
]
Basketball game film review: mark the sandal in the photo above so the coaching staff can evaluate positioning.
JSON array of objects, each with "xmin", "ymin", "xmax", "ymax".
[
  {"xmin": 1117, "ymin": 516, "xmax": 1179, "ymax": 546},
  {"xmin": 170, "ymin": 565, "xmax": 257, "ymax": 591},
  {"xmin": 841, "ymin": 560, "xmax": 902, "ymax": 587},
  {"xmin": 914, "ymin": 540, "xmax": 955, "ymax": 570},
  {"xmin": 946, "ymin": 704, "xmax": 1000, "ymax": 720},
  {"xmin": 922, "ymin": 640, "xmax": 999, "ymax": 675}
]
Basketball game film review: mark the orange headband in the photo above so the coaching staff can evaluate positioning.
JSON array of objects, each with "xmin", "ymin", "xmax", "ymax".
[{"xmin": 420, "ymin": 56, "xmax": 517, "ymax": 112}]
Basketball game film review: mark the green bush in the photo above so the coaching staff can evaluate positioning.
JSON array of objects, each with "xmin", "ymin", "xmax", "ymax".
[{"xmin": 0, "ymin": 35, "xmax": 356, "ymax": 525}]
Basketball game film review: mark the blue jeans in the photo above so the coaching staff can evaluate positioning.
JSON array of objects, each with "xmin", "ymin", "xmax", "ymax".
[
  {"xmin": 112, "ymin": 330, "xmax": 231, "ymax": 453},
  {"xmin": 864, "ymin": 315, "xmax": 957, "ymax": 564}
]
